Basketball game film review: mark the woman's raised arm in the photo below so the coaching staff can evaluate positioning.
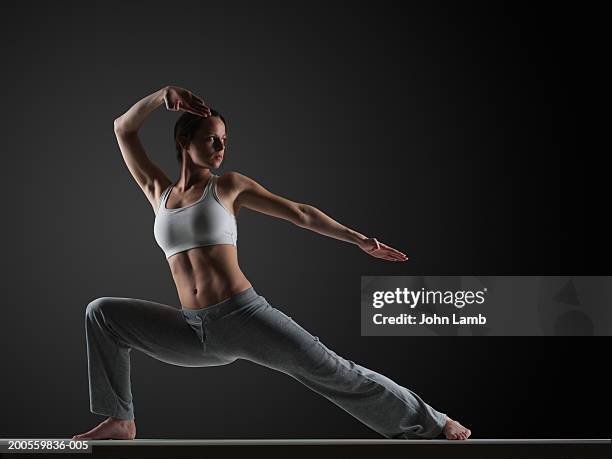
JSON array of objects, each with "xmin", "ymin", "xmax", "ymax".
[
  {"xmin": 113, "ymin": 85, "xmax": 210, "ymax": 133},
  {"xmin": 112, "ymin": 86, "xmax": 211, "ymax": 212}
]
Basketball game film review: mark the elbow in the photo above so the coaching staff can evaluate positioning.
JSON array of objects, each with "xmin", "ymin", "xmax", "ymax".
[
  {"xmin": 113, "ymin": 117, "xmax": 124, "ymax": 133},
  {"xmin": 296, "ymin": 203, "xmax": 311, "ymax": 227},
  {"xmin": 113, "ymin": 117, "xmax": 136, "ymax": 135}
]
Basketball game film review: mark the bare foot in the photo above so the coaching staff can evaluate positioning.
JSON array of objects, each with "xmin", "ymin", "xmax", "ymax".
[
  {"xmin": 442, "ymin": 417, "xmax": 471, "ymax": 440},
  {"xmin": 71, "ymin": 417, "xmax": 136, "ymax": 440}
]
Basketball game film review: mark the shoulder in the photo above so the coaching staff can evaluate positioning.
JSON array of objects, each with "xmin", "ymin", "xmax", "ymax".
[
  {"xmin": 215, "ymin": 171, "xmax": 262, "ymax": 216},
  {"xmin": 217, "ymin": 171, "xmax": 259, "ymax": 193},
  {"xmin": 217, "ymin": 170, "xmax": 244, "ymax": 183}
]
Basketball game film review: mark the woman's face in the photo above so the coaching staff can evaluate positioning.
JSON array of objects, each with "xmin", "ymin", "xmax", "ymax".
[{"xmin": 185, "ymin": 116, "xmax": 227, "ymax": 168}]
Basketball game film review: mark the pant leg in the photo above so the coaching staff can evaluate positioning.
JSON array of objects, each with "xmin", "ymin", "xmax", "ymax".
[
  {"xmin": 84, "ymin": 296, "xmax": 235, "ymax": 420},
  {"xmin": 213, "ymin": 298, "xmax": 447, "ymax": 439}
]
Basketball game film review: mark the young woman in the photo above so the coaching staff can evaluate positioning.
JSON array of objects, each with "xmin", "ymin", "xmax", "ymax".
[{"xmin": 72, "ymin": 85, "xmax": 471, "ymax": 441}]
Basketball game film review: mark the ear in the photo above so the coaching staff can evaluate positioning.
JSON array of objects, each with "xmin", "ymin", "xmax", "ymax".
[{"xmin": 177, "ymin": 135, "xmax": 189, "ymax": 151}]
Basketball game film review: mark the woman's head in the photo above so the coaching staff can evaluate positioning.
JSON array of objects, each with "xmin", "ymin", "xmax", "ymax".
[{"xmin": 174, "ymin": 109, "xmax": 227, "ymax": 168}]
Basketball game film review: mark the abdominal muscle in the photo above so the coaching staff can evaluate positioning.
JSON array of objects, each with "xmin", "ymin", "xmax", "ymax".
[{"xmin": 167, "ymin": 244, "xmax": 252, "ymax": 309}]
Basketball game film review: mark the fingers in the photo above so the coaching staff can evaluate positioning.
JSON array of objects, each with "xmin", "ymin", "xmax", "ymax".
[
  {"xmin": 369, "ymin": 249, "xmax": 408, "ymax": 262},
  {"xmin": 185, "ymin": 102, "xmax": 211, "ymax": 117},
  {"xmin": 194, "ymin": 95, "xmax": 208, "ymax": 107},
  {"xmin": 195, "ymin": 104, "xmax": 212, "ymax": 117},
  {"xmin": 368, "ymin": 250, "xmax": 408, "ymax": 261},
  {"xmin": 379, "ymin": 253, "xmax": 407, "ymax": 262},
  {"xmin": 189, "ymin": 93, "xmax": 211, "ymax": 116},
  {"xmin": 167, "ymin": 88, "xmax": 210, "ymax": 115},
  {"xmin": 176, "ymin": 91, "xmax": 211, "ymax": 117},
  {"xmin": 376, "ymin": 242, "xmax": 408, "ymax": 261},
  {"xmin": 186, "ymin": 107, "xmax": 208, "ymax": 117},
  {"xmin": 188, "ymin": 92, "xmax": 201, "ymax": 103},
  {"xmin": 387, "ymin": 253, "xmax": 409, "ymax": 261},
  {"xmin": 192, "ymin": 99, "xmax": 211, "ymax": 113}
]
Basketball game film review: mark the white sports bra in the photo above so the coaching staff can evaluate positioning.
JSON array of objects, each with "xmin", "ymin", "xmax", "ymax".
[{"xmin": 153, "ymin": 174, "xmax": 237, "ymax": 259}]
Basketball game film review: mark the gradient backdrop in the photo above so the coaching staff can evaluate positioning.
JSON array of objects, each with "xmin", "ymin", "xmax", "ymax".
[{"xmin": 0, "ymin": 1, "xmax": 607, "ymax": 439}]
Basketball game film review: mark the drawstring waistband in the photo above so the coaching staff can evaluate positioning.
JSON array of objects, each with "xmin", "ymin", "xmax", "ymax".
[{"xmin": 181, "ymin": 287, "xmax": 262, "ymax": 322}]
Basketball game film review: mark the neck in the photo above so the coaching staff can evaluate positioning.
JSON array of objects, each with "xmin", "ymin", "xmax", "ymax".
[{"xmin": 176, "ymin": 162, "xmax": 213, "ymax": 192}]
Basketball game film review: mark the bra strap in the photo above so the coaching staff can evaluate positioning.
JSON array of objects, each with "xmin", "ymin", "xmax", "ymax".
[{"xmin": 159, "ymin": 184, "xmax": 173, "ymax": 210}]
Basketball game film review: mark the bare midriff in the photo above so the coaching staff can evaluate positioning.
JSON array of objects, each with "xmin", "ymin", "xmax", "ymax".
[{"xmin": 167, "ymin": 244, "xmax": 252, "ymax": 310}]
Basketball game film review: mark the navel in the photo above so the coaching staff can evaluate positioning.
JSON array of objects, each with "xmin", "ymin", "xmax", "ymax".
[{"xmin": 193, "ymin": 288, "xmax": 198, "ymax": 295}]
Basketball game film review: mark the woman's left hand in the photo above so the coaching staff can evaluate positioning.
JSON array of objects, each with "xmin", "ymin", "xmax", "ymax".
[{"xmin": 359, "ymin": 237, "xmax": 409, "ymax": 262}]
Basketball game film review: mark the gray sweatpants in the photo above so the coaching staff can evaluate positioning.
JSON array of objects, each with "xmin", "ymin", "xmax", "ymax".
[{"xmin": 84, "ymin": 287, "xmax": 447, "ymax": 439}]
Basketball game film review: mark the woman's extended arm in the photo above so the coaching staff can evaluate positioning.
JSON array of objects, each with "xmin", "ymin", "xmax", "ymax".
[
  {"xmin": 113, "ymin": 86, "xmax": 210, "ymax": 133},
  {"xmin": 299, "ymin": 205, "xmax": 408, "ymax": 261},
  {"xmin": 230, "ymin": 172, "xmax": 409, "ymax": 262},
  {"xmin": 299, "ymin": 204, "xmax": 368, "ymax": 245}
]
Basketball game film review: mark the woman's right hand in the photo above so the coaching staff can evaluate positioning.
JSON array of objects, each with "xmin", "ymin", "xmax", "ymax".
[
  {"xmin": 163, "ymin": 86, "xmax": 211, "ymax": 117},
  {"xmin": 359, "ymin": 237, "xmax": 409, "ymax": 262}
]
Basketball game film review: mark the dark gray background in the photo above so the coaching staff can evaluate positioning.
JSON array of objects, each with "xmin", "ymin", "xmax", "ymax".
[{"xmin": 0, "ymin": 0, "xmax": 607, "ymax": 439}]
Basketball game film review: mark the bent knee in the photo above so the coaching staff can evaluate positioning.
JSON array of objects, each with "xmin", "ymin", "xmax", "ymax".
[{"xmin": 85, "ymin": 297, "xmax": 116, "ymax": 318}]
